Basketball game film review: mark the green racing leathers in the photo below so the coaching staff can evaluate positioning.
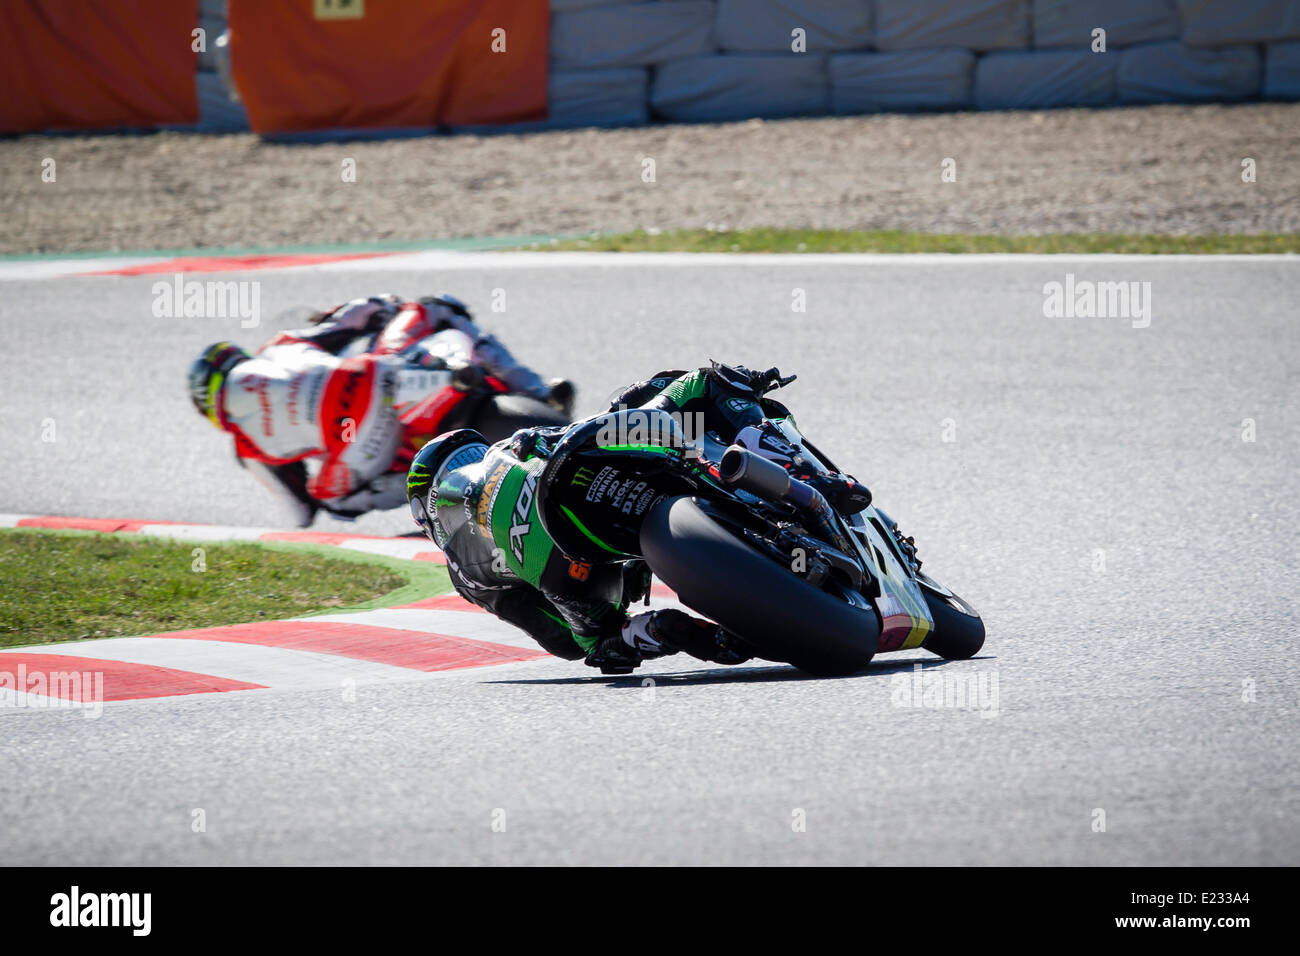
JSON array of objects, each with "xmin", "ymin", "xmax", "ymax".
[{"xmin": 409, "ymin": 366, "xmax": 787, "ymax": 664}]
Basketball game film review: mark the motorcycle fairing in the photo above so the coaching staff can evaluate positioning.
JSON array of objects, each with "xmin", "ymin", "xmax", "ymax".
[{"xmin": 845, "ymin": 508, "xmax": 933, "ymax": 651}]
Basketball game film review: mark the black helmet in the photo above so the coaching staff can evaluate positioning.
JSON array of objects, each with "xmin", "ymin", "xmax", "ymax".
[
  {"xmin": 407, "ymin": 429, "xmax": 490, "ymax": 548},
  {"xmin": 188, "ymin": 342, "xmax": 252, "ymax": 428}
]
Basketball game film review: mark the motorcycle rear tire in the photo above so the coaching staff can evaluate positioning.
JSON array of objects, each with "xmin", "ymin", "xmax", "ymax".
[{"xmin": 640, "ymin": 496, "xmax": 880, "ymax": 676}]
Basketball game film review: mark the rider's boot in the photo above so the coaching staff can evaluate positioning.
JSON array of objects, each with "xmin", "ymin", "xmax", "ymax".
[
  {"xmin": 585, "ymin": 607, "xmax": 750, "ymax": 675},
  {"xmin": 632, "ymin": 609, "xmax": 752, "ymax": 666},
  {"xmin": 240, "ymin": 458, "xmax": 318, "ymax": 528},
  {"xmin": 547, "ymin": 378, "xmax": 576, "ymax": 416},
  {"xmin": 584, "ymin": 629, "xmax": 654, "ymax": 675},
  {"xmin": 324, "ymin": 472, "xmax": 408, "ymax": 517}
]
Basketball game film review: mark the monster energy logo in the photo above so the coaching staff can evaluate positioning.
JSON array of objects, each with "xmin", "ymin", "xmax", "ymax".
[
  {"xmin": 406, "ymin": 461, "xmax": 431, "ymax": 494},
  {"xmin": 571, "ymin": 466, "xmax": 596, "ymax": 488}
]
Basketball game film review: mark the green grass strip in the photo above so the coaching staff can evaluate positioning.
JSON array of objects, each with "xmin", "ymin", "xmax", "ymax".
[
  {"xmin": 0, "ymin": 528, "xmax": 451, "ymax": 648},
  {"xmin": 255, "ymin": 540, "xmax": 450, "ymax": 613}
]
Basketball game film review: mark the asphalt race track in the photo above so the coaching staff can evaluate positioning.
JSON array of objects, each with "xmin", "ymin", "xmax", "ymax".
[{"xmin": 1, "ymin": 253, "xmax": 1297, "ymax": 864}]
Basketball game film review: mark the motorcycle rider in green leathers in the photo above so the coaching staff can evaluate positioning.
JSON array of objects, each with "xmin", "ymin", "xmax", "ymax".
[{"xmin": 406, "ymin": 363, "xmax": 871, "ymax": 673}]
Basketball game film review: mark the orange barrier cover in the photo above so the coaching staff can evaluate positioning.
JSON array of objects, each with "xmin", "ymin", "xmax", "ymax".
[
  {"xmin": 229, "ymin": 0, "xmax": 548, "ymax": 133},
  {"xmin": 0, "ymin": 0, "xmax": 198, "ymax": 133}
]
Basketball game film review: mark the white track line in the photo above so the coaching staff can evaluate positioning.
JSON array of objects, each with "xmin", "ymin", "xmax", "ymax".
[
  {"xmin": 134, "ymin": 523, "xmax": 280, "ymax": 541},
  {"xmin": 0, "ymin": 256, "xmax": 167, "ymax": 281},
  {"xmin": 337, "ymin": 538, "xmax": 434, "ymax": 560},
  {"xmin": 0, "ymin": 637, "xmax": 420, "ymax": 690},
  {"xmin": 2, "ymin": 250, "xmax": 1296, "ymax": 282},
  {"xmin": 305, "ymin": 608, "xmax": 542, "ymax": 649},
  {"xmin": 309, "ymin": 587, "xmax": 693, "ymax": 650}
]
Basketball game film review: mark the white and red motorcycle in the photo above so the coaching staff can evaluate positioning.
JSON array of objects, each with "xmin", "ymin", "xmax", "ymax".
[{"xmin": 337, "ymin": 307, "xmax": 574, "ymax": 502}]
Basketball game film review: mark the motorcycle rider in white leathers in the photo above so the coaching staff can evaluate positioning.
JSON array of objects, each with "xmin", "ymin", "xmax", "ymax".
[{"xmin": 187, "ymin": 294, "xmax": 570, "ymax": 526}]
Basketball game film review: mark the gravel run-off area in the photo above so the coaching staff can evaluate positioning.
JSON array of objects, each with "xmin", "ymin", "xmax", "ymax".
[{"xmin": 2, "ymin": 102, "xmax": 1298, "ymax": 254}]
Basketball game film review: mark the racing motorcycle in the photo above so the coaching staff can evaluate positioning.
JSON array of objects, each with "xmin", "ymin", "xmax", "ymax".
[
  {"xmin": 266, "ymin": 308, "xmax": 571, "ymax": 523},
  {"xmin": 351, "ymin": 313, "xmax": 572, "ymax": 479},
  {"xmin": 533, "ymin": 368, "xmax": 985, "ymax": 675}
]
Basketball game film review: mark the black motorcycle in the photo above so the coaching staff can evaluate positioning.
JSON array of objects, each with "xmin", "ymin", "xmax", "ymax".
[{"xmin": 531, "ymin": 369, "xmax": 985, "ymax": 675}]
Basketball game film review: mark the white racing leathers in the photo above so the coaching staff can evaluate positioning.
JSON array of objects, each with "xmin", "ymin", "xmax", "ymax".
[
  {"xmin": 375, "ymin": 297, "xmax": 551, "ymax": 400},
  {"xmin": 221, "ymin": 342, "xmax": 402, "ymax": 514},
  {"xmin": 221, "ymin": 294, "xmax": 551, "ymax": 525}
]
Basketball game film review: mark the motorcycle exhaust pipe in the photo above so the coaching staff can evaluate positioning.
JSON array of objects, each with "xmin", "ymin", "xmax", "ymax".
[
  {"xmin": 719, "ymin": 445, "xmax": 852, "ymax": 553},
  {"xmin": 719, "ymin": 445, "xmax": 818, "ymax": 510}
]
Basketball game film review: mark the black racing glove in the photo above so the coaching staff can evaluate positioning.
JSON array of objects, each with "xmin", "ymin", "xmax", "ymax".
[{"xmin": 708, "ymin": 362, "xmax": 797, "ymax": 397}]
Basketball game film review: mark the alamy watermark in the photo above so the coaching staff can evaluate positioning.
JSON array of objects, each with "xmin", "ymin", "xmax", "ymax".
[
  {"xmin": 50, "ymin": 886, "xmax": 150, "ymax": 936},
  {"xmin": 1043, "ymin": 273, "xmax": 1151, "ymax": 328},
  {"xmin": 152, "ymin": 274, "xmax": 260, "ymax": 328},
  {"xmin": 595, "ymin": 407, "xmax": 707, "ymax": 458},
  {"xmin": 0, "ymin": 665, "xmax": 103, "ymax": 719},
  {"xmin": 890, "ymin": 663, "xmax": 1000, "ymax": 718}
]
